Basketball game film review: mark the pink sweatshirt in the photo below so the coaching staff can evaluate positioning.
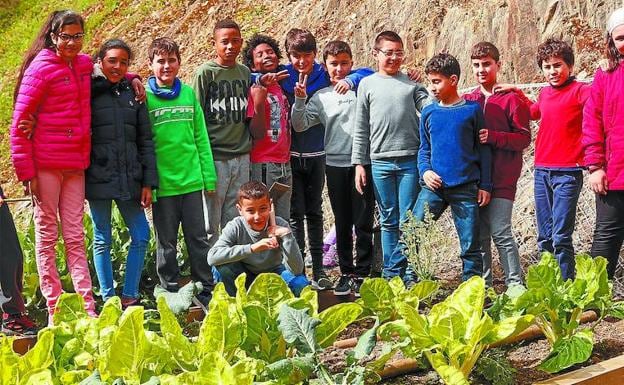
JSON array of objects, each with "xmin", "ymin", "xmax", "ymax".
[{"xmin": 10, "ymin": 48, "xmax": 92, "ymax": 182}]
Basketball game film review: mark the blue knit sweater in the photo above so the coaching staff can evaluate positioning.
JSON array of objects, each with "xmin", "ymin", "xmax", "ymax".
[{"xmin": 418, "ymin": 100, "xmax": 492, "ymax": 191}]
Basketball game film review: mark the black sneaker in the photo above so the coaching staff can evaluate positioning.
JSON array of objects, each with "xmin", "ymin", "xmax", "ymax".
[
  {"xmin": 352, "ymin": 277, "xmax": 365, "ymax": 298},
  {"xmin": 1, "ymin": 313, "xmax": 38, "ymax": 336},
  {"xmin": 333, "ymin": 275, "xmax": 352, "ymax": 296},
  {"xmin": 311, "ymin": 271, "xmax": 333, "ymax": 290}
]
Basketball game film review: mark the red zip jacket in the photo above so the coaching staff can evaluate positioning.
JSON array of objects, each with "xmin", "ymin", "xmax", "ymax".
[
  {"xmin": 583, "ymin": 64, "xmax": 624, "ymax": 190},
  {"xmin": 464, "ymin": 88, "xmax": 531, "ymax": 200}
]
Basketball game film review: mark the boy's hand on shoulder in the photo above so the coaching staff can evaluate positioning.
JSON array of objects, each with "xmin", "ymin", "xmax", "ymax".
[
  {"xmin": 268, "ymin": 225, "xmax": 291, "ymax": 238},
  {"xmin": 131, "ymin": 78, "xmax": 147, "ymax": 103},
  {"xmin": 423, "ymin": 170, "xmax": 442, "ymax": 190},
  {"xmin": 260, "ymin": 70, "xmax": 289, "ymax": 86},
  {"xmin": 334, "ymin": 80, "xmax": 351, "ymax": 94},
  {"xmin": 479, "ymin": 129, "xmax": 489, "ymax": 144},
  {"xmin": 492, "ymin": 83, "xmax": 517, "ymax": 94},
  {"xmin": 407, "ymin": 68, "xmax": 423, "ymax": 83},
  {"xmin": 294, "ymin": 73, "xmax": 308, "ymax": 99},
  {"xmin": 477, "ymin": 189, "xmax": 491, "ymax": 207},
  {"xmin": 250, "ymin": 84, "xmax": 268, "ymax": 105},
  {"xmin": 251, "ymin": 237, "xmax": 280, "ymax": 253},
  {"xmin": 589, "ymin": 168, "xmax": 608, "ymax": 195}
]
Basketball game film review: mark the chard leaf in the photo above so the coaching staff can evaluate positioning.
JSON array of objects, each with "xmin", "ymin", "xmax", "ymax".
[
  {"xmin": 241, "ymin": 304, "xmax": 285, "ymax": 362},
  {"xmin": 608, "ymin": 301, "xmax": 624, "ymax": 319},
  {"xmin": 378, "ymin": 320, "xmax": 425, "ymax": 358},
  {"xmin": 143, "ymin": 331, "xmax": 174, "ymax": 376},
  {"xmin": 259, "ymin": 356, "xmax": 315, "ymax": 383},
  {"xmin": 98, "ymin": 297, "xmax": 122, "ymax": 330},
  {"xmin": 235, "ymin": 273, "xmax": 248, "ymax": 309},
  {"xmin": 437, "ymin": 276, "xmax": 484, "ymax": 324},
  {"xmin": 78, "ymin": 370, "xmax": 104, "ymax": 384},
  {"xmin": 316, "ymin": 302, "xmax": 362, "ymax": 348},
  {"xmin": 156, "ymin": 296, "xmax": 197, "ymax": 371},
  {"xmin": 388, "ymin": 276, "xmax": 406, "ymax": 295},
  {"xmin": 60, "ymin": 370, "xmax": 91, "ymax": 384},
  {"xmin": 407, "ymin": 280, "xmax": 440, "ymax": 304},
  {"xmin": 196, "ymin": 352, "xmax": 256, "ymax": 385},
  {"xmin": 198, "ymin": 284, "xmax": 243, "ymax": 359},
  {"xmin": 526, "ymin": 253, "xmax": 561, "ymax": 294},
  {"xmin": 54, "ymin": 293, "xmax": 88, "ymax": 324},
  {"xmin": 359, "ymin": 278, "xmax": 395, "ymax": 322},
  {"xmin": 154, "ymin": 281, "xmax": 202, "ymax": 315},
  {"xmin": 19, "ymin": 328, "xmax": 54, "ymax": 373},
  {"xmin": 538, "ymin": 329, "xmax": 593, "ymax": 373},
  {"xmin": 484, "ymin": 315, "xmax": 534, "ymax": 344},
  {"xmin": 19, "ymin": 369, "xmax": 53, "ymax": 385},
  {"xmin": 429, "ymin": 307, "xmax": 465, "ymax": 345},
  {"xmin": 285, "ymin": 285, "xmax": 318, "ymax": 316},
  {"xmin": 58, "ymin": 338, "xmax": 83, "ymax": 369},
  {"xmin": 277, "ymin": 304, "xmax": 320, "ymax": 354},
  {"xmin": 102, "ymin": 307, "xmax": 145, "ymax": 382},
  {"xmin": 247, "ymin": 273, "xmax": 293, "ymax": 317},
  {"xmin": 396, "ymin": 303, "xmax": 436, "ymax": 348},
  {"xmin": 427, "ymin": 351, "xmax": 469, "ymax": 385}
]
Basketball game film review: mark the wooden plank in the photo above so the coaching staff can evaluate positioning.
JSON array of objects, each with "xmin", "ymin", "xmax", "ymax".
[
  {"xmin": 186, "ymin": 306, "xmax": 206, "ymax": 323},
  {"xmin": 317, "ymin": 290, "xmax": 357, "ymax": 312},
  {"xmin": 535, "ymin": 354, "xmax": 624, "ymax": 385},
  {"xmin": 12, "ymin": 335, "xmax": 37, "ymax": 355}
]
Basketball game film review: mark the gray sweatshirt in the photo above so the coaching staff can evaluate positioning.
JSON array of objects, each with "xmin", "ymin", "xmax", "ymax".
[
  {"xmin": 351, "ymin": 72, "xmax": 430, "ymax": 165},
  {"xmin": 291, "ymin": 87, "xmax": 357, "ymax": 167},
  {"xmin": 207, "ymin": 216, "xmax": 304, "ymax": 275}
]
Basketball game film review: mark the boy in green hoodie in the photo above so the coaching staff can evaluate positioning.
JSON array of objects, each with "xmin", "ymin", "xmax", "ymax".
[{"xmin": 146, "ymin": 37, "xmax": 217, "ymax": 306}]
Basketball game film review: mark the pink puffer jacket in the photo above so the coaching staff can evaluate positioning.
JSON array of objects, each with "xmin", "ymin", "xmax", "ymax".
[
  {"xmin": 10, "ymin": 48, "xmax": 92, "ymax": 182},
  {"xmin": 583, "ymin": 64, "xmax": 624, "ymax": 190}
]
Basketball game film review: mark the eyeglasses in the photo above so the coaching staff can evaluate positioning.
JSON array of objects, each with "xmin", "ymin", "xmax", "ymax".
[
  {"xmin": 55, "ymin": 33, "xmax": 85, "ymax": 43},
  {"xmin": 376, "ymin": 49, "xmax": 405, "ymax": 59}
]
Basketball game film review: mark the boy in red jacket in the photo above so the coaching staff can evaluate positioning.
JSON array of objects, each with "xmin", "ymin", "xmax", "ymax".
[
  {"xmin": 499, "ymin": 39, "xmax": 589, "ymax": 280},
  {"xmin": 464, "ymin": 42, "xmax": 530, "ymax": 288}
]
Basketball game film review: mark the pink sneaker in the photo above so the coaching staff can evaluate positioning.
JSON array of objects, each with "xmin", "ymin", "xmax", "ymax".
[{"xmin": 323, "ymin": 245, "xmax": 338, "ymax": 267}]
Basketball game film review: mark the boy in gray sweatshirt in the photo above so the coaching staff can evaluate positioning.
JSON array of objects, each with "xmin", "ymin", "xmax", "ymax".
[
  {"xmin": 207, "ymin": 181, "xmax": 308, "ymax": 295},
  {"xmin": 351, "ymin": 31, "xmax": 430, "ymax": 285},
  {"xmin": 291, "ymin": 40, "xmax": 375, "ymax": 297}
]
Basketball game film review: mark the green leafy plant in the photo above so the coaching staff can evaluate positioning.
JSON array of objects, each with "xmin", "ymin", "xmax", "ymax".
[
  {"xmin": 512, "ymin": 253, "xmax": 624, "ymax": 373},
  {"xmin": 473, "ymin": 348, "xmax": 516, "ymax": 385},
  {"xmin": 378, "ymin": 276, "xmax": 534, "ymax": 385},
  {"xmin": 401, "ymin": 208, "xmax": 450, "ymax": 281},
  {"xmin": 357, "ymin": 276, "xmax": 439, "ymax": 323}
]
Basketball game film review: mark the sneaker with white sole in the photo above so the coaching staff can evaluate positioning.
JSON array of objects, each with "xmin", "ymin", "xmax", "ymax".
[
  {"xmin": 311, "ymin": 271, "xmax": 333, "ymax": 290},
  {"xmin": 333, "ymin": 275, "xmax": 353, "ymax": 296}
]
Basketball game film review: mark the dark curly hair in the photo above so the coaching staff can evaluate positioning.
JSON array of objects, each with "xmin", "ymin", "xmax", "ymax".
[
  {"xmin": 425, "ymin": 52, "xmax": 461, "ymax": 79},
  {"xmin": 536, "ymin": 38, "xmax": 574, "ymax": 68},
  {"xmin": 243, "ymin": 33, "xmax": 282, "ymax": 70}
]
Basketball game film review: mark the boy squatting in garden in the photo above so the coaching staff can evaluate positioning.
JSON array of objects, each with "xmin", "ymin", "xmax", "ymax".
[
  {"xmin": 415, "ymin": 52, "xmax": 492, "ymax": 282},
  {"xmin": 146, "ymin": 37, "xmax": 217, "ymax": 306},
  {"xmin": 207, "ymin": 181, "xmax": 308, "ymax": 296},
  {"xmin": 290, "ymin": 40, "xmax": 375, "ymax": 296},
  {"xmin": 351, "ymin": 31, "xmax": 430, "ymax": 286},
  {"xmin": 464, "ymin": 41, "xmax": 531, "ymax": 288}
]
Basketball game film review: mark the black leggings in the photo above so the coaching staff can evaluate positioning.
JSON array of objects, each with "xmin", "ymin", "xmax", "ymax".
[{"xmin": 591, "ymin": 191, "xmax": 624, "ymax": 278}]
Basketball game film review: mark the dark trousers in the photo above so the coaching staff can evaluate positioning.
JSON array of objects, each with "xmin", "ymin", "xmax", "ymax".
[
  {"xmin": 290, "ymin": 155, "xmax": 325, "ymax": 274},
  {"xmin": 591, "ymin": 191, "xmax": 624, "ymax": 279},
  {"xmin": 326, "ymin": 165, "xmax": 374, "ymax": 277},
  {"xmin": 0, "ymin": 199, "xmax": 26, "ymax": 314},
  {"xmin": 534, "ymin": 169, "xmax": 583, "ymax": 280},
  {"xmin": 152, "ymin": 190, "xmax": 213, "ymax": 296}
]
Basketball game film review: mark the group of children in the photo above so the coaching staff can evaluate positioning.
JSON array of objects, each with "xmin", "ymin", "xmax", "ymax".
[{"xmin": 3, "ymin": 6, "xmax": 624, "ymax": 335}]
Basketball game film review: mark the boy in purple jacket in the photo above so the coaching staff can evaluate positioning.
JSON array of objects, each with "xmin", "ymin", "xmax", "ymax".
[{"xmin": 463, "ymin": 42, "xmax": 531, "ymax": 287}]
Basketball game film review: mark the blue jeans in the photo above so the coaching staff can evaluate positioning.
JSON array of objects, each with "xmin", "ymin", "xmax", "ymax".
[
  {"xmin": 414, "ymin": 183, "xmax": 482, "ymax": 281},
  {"xmin": 371, "ymin": 156, "xmax": 420, "ymax": 281},
  {"xmin": 89, "ymin": 199, "xmax": 150, "ymax": 299},
  {"xmin": 534, "ymin": 169, "xmax": 583, "ymax": 280},
  {"xmin": 213, "ymin": 263, "xmax": 310, "ymax": 296}
]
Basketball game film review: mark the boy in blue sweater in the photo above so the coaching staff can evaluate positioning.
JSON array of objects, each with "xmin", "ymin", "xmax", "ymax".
[{"xmin": 415, "ymin": 53, "xmax": 492, "ymax": 281}]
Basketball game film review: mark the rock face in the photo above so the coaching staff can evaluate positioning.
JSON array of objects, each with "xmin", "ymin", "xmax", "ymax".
[{"xmin": 100, "ymin": 0, "xmax": 622, "ymax": 85}]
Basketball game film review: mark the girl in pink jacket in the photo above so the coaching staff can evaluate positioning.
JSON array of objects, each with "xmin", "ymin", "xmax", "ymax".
[
  {"xmin": 10, "ymin": 10, "xmax": 96, "ymax": 324},
  {"xmin": 583, "ymin": 7, "xmax": 624, "ymax": 279}
]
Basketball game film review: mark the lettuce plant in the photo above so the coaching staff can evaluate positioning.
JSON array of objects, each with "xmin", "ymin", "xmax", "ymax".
[
  {"xmin": 378, "ymin": 276, "xmax": 533, "ymax": 385},
  {"xmin": 513, "ymin": 253, "xmax": 624, "ymax": 373}
]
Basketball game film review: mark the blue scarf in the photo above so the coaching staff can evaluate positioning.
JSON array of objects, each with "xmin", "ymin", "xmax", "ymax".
[{"xmin": 148, "ymin": 76, "xmax": 181, "ymax": 99}]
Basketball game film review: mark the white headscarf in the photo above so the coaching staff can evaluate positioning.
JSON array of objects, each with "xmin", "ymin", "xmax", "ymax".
[{"xmin": 607, "ymin": 7, "xmax": 624, "ymax": 35}]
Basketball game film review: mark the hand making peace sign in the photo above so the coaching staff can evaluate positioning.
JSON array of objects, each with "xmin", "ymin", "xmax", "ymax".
[{"xmin": 294, "ymin": 72, "xmax": 308, "ymax": 99}]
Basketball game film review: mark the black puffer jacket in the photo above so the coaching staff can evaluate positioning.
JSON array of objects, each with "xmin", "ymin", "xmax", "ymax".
[{"xmin": 85, "ymin": 76, "xmax": 158, "ymax": 201}]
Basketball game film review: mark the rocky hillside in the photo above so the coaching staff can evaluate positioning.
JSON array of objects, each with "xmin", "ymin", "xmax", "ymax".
[{"xmin": 0, "ymin": 0, "xmax": 621, "ymax": 190}]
